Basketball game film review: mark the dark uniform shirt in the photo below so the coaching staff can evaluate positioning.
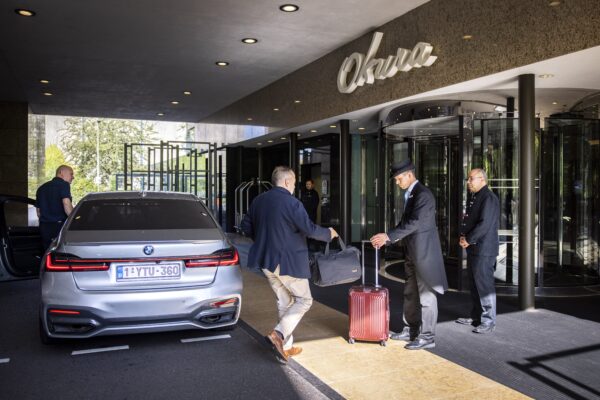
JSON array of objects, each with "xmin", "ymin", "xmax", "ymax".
[
  {"xmin": 460, "ymin": 185, "xmax": 499, "ymax": 256},
  {"xmin": 35, "ymin": 177, "xmax": 72, "ymax": 223},
  {"xmin": 300, "ymin": 188, "xmax": 319, "ymax": 223}
]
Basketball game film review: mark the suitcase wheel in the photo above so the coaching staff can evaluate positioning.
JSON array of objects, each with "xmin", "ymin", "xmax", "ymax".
[
  {"xmin": 348, "ymin": 338, "xmax": 355, "ymax": 344},
  {"xmin": 380, "ymin": 340, "xmax": 387, "ymax": 347}
]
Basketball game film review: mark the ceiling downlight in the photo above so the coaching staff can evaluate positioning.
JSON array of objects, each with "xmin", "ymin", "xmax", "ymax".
[
  {"xmin": 15, "ymin": 9, "xmax": 35, "ymax": 17},
  {"xmin": 279, "ymin": 4, "xmax": 299, "ymax": 12}
]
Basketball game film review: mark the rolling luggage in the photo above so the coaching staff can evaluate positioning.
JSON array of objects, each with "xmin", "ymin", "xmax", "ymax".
[{"xmin": 348, "ymin": 240, "xmax": 389, "ymax": 346}]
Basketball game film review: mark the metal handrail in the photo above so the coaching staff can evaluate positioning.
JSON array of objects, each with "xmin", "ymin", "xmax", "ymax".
[{"xmin": 233, "ymin": 179, "xmax": 272, "ymax": 232}]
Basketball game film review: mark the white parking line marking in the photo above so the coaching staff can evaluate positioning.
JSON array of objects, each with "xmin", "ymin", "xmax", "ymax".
[
  {"xmin": 180, "ymin": 334, "xmax": 231, "ymax": 343},
  {"xmin": 0, "ymin": 358, "xmax": 9, "ymax": 364},
  {"xmin": 71, "ymin": 345, "xmax": 129, "ymax": 356}
]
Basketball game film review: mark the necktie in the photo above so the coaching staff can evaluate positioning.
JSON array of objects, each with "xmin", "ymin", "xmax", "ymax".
[{"xmin": 404, "ymin": 190, "xmax": 410, "ymax": 210}]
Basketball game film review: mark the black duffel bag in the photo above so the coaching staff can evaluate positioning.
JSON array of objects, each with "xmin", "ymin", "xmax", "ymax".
[{"xmin": 310, "ymin": 237, "xmax": 361, "ymax": 287}]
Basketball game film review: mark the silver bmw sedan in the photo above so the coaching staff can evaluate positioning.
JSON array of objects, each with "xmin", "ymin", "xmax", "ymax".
[{"xmin": 39, "ymin": 191, "xmax": 242, "ymax": 343}]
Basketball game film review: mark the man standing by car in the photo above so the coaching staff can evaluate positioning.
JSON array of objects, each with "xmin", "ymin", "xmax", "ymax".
[
  {"xmin": 370, "ymin": 160, "xmax": 448, "ymax": 350},
  {"xmin": 456, "ymin": 168, "xmax": 500, "ymax": 334},
  {"xmin": 241, "ymin": 166, "xmax": 337, "ymax": 363},
  {"xmin": 36, "ymin": 165, "xmax": 74, "ymax": 249}
]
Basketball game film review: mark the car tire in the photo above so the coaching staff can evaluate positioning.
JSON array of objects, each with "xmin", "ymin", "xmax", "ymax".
[{"xmin": 39, "ymin": 318, "xmax": 60, "ymax": 345}]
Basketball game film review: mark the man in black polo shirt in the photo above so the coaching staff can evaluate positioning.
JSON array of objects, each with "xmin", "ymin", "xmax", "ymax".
[{"xmin": 36, "ymin": 165, "xmax": 75, "ymax": 249}]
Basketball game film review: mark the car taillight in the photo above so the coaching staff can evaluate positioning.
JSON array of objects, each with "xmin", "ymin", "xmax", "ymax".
[
  {"xmin": 48, "ymin": 309, "xmax": 81, "ymax": 315},
  {"xmin": 45, "ymin": 253, "xmax": 110, "ymax": 272},
  {"xmin": 185, "ymin": 248, "xmax": 239, "ymax": 268}
]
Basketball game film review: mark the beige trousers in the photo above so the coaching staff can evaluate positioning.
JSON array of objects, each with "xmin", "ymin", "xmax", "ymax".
[{"xmin": 262, "ymin": 266, "xmax": 313, "ymax": 350}]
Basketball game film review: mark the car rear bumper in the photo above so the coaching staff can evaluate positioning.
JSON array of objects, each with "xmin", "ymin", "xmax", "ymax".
[{"xmin": 40, "ymin": 266, "xmax": 243, "ymax": 339}]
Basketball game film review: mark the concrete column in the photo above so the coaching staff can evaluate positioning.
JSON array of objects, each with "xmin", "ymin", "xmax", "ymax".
[
  {"xmin": 340, "ymin": 119, "xmax": 351, "ymax": 241},
  {"xmin": 518, "ymin": 74, "xmax": 536, "ymax": 310},
  {"xmin": 0, "ymin": 102, "xmax": 28, "ymax": 197}
]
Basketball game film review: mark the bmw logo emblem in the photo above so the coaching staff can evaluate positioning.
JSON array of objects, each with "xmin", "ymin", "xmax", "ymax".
[{"xmin": 143, "ymin": 245, "xmax": 154, "ymax": 255}]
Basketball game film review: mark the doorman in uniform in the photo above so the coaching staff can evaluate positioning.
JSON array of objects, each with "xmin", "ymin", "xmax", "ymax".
[
  {"xmin": 370, "ymin": 160, "xmax": 448, "ymax": 350},
  {"xmin": 456, "ymin": 168, "xmax": 500, "ymax": 334}
]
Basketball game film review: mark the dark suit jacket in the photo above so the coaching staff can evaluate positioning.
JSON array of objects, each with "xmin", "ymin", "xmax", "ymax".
[
  {"xmin": 300, "ymin": 189, "xmax": 319, "ymax": 222},
  {"xmin": 387, "ymin": 182, "xmax": 448, "ymax": 294},
  {"xmin": 241, "ymin": 186, "xmax": 332, "ymax": 279},
  {"xmin": 461, "ymin": 185, "xmax": 500, "ymax": 257}
]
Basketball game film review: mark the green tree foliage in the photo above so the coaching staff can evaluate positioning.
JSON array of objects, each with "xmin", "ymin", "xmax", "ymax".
[
  {"xmin": 43, "ymin": 145, "xmax": 67, "ymax": 182},
  {"xmin": 58, "ymin": 118, "xmax": 156, "ymax": 201}
]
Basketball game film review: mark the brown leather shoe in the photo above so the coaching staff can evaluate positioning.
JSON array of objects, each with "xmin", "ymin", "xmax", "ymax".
[
  {"xmin": 284, "ymin": 346, "xmax": 303, "ymax": 357},
  {"xmin": 265, "ymin": 330, "xmax": 288, "ymax": 362}
]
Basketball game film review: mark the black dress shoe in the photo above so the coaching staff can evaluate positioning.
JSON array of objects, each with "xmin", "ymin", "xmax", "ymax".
[
  {"xmin": 455, "ymin": 317, "xmax": 479, "ymax": 326},
  {"xmin": 404, "ymin": 337, "xmax": 435, "ymax": 350},
  {"xmin": 389, "ymin": 327, "xmax": 412, "ymax": 341},
  {"xmin": 472, "ymin": 324, "xmax": 495, "ymax": 334}
]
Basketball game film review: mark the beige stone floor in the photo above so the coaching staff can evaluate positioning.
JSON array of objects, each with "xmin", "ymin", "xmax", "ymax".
[{"xmin": 240, "ymin": 268, "xmax": 530, "ymax": 400}]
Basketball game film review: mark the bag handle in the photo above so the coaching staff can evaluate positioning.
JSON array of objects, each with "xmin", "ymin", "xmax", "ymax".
[
  {"xmin": 361, "ymin": 240, "xmax": 380, "ymax": 287},
  {"xmin": 323, "ymin": 236, "xmax": 346, "ymax": 256}
]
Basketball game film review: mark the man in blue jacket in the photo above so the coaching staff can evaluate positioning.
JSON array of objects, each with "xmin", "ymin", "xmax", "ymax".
[
  {"xmin": 457, "ymin": 168, "xmax": 500, "ymax": 333},
  {"xmin": 241, "ymin": 166, "xmax": 337, "ymax": 363}
]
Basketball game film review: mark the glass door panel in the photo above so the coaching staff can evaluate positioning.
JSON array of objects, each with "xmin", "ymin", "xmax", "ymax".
[{"xmin": 542, "ymin": 119, "xmax": 600, "ymax": 286}]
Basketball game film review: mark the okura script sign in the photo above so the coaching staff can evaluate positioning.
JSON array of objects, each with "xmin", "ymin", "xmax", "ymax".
[{"xmin": 337, "ymin": 32, "xmax": 437, "ymax": 94}]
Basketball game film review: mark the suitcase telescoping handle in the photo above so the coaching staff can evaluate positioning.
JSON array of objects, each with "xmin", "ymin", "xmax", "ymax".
[{"xmin": 361, "ymin": 240, "xmax": 380, "ymax": 287}]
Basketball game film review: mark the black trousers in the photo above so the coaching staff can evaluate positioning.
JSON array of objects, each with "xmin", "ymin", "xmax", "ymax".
[
  {"xmin": 467, "ymin": 254, "xmax": 497, "ymax": 326},
  {"xmin": 40, "ymin": 221, "xmax": 63, "ymax": 250},
  {"xmin": 403, "ymin": 259, "xmax": 438, "ymax": 340}
]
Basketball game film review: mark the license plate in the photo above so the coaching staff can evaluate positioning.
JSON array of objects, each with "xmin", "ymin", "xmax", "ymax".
[{"xmin": 116, "ymin": 263, "xmax": 182, "ymax": 281}]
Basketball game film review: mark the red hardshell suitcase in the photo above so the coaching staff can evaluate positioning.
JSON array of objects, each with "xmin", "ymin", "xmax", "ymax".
[{"xmin": 348, "ymin": 241, "xmax": 389, "ymax": 346}]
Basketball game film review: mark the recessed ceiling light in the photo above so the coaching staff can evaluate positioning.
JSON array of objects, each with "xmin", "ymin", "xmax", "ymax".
[
  {"xmin": 15, "ymin": 9, "xmax": 35, "ymax": 17},
  {"xmin": 297, "ymin": 133, "xmax": 301, "ymax": 137},
  {"xmin": 43, "ymin": 92, "xmax": 52, "ymax": 96},
  {"xmin": 242, "ymin": 38, "xmax": 258, "ymax": 44},
  {"xmin": 39, "ymin": 79, "xmax": 49, "ymax": 84},
  {"xmin": 539, "ymin": 74, "xmax": 554, "ymax": 78},
  {"xmin": 280, "ymin": 137, "xmax": 286, "ymax": 140},
  {"xmin": 310, "ymin": 129, "xmax": 317, "ymax": 133},
  {"xmin": 329, "ymin": 125, "xmax": 336, "ymax": 128},
  {"xmin": 157, "ymin": 113, "xmax": 164, "ymax": 116},
  {"xmin": 247, "ymin": 117, "xmax": 253, "ymax": 121},
  {"xmin": 549, "ymin": 1, "xmax": 560, "ymax": 6},
  {"xmin": 462, "ymin": 34, "xmax": 473, "ymax": 40},
  {"xmin": 280, "ymin": 4, "xmax": 299, "ymax": 12},
  {"xmin": 358, "ymin": 127, "xmax": 365, "ymax": 131},
  {"xmin": 552, "ymin": 101, "xmax": 558, "ymax": 105},
  {"xmin": 267, "ymin": 140, "xmax": 274, "ymax": 143},
  {"xmin": 257, "ymin": 142, "xmax": 262, "ymax": 146},
  {"xmin": 171, "ymin": 101, "xmax": 179, "ymax": 105},
  {"xmin": 183, "ymin": 91, "xmax": 191, "ymax": 95},
  {"xmin": 216, "ymin": 61, "xmax": 229, "ymax": 66},
  {"xmin": 273, "ymin": 108, "xmax": 279, "ymax": 111},
  {"xmin": 294, "ymin": 100, "xmax": 301, "ymax": 103}
]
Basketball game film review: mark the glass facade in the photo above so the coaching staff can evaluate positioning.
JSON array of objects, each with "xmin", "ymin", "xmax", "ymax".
[{"xmin": 541, "ymin": 119, "xmax": 600, "ymax": 286}]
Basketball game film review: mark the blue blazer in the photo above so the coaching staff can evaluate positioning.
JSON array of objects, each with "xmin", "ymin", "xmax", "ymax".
[{"xmin": 241, "ymin": 186, "xmax": 332, "ymax": 279}]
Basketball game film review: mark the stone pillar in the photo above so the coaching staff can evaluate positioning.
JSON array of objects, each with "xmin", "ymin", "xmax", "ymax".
[{"xmin": 0, "ymin": 102, "xmax": 28, "ymax": 197}]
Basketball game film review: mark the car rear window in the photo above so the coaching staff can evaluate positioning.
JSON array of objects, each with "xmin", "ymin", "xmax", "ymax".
[{"xmin": 68, "ymin": 199, "xmax": 216, "ymax": 230}]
